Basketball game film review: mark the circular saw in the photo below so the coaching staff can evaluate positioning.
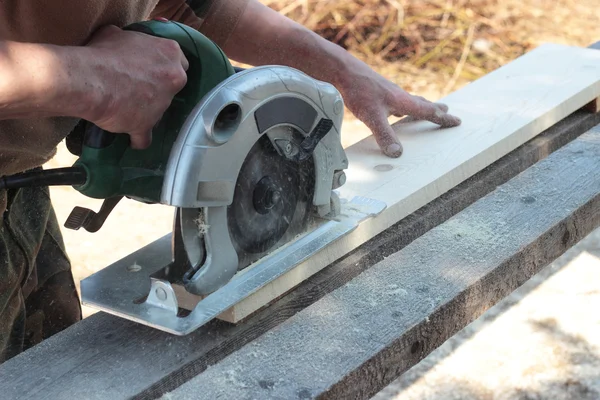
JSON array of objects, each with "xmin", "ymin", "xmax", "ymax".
[
  {"xmin": 161, "ymin": 63, "xmax": 349, "ymax": 297},
  {"xmin": 0, "ymin": 19, "xmax": 385, "ymax": 334}
]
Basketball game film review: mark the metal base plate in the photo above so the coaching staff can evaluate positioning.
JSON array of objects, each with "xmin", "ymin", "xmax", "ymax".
[{"xmin": 80, "ymin": 196, "xmax": 386, "ymax": 335}]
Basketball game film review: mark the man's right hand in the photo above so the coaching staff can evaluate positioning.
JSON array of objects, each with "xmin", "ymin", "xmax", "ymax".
[{"xmin": 82, "ymin": 25, "xmax": 189, "ymax": 149}]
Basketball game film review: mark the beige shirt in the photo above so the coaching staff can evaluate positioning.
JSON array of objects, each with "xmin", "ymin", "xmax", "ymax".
[{"xmin": 1, "ymin": 1, "xmax": 154, "ymax": 178}]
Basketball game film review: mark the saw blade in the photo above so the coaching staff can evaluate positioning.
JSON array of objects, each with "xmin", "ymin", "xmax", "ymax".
[{"xmin": 227, "ymin": 130, "xmax": 315, "ymax": 268}]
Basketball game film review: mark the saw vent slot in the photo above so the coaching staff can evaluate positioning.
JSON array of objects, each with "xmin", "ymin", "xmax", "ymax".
[{"xmin": 212, "ymin": 103, "xmax": 241, "ymax": 144}]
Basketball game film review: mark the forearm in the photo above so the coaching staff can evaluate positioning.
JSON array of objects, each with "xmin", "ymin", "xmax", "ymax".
[
  {"xmin": 216, "ymin": 0, "xmax": 366, "ymax": 89},
  {"xmin": 0, "ymin": 40, "xmax": 98, "ymax": 120},
  {"xmin": 190, "ymin": 0, "xmax": 460, "ymax": 159}
]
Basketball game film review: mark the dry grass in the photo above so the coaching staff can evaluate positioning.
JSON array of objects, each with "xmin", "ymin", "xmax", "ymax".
[{"xmin": 261, "ymin": 0, "xmax": 600, "ymax": 97}]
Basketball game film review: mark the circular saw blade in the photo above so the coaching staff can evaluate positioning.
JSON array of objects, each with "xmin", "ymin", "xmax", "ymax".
[{"xmin": 227, "ymin": 131, "xmax": 315, "ymax": 259}]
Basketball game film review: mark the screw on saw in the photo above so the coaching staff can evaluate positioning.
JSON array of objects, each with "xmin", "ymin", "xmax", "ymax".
[
  {"xmin": 155, "ymin": 287, "xmax": 168, "ymax": 301},
  {"xmin": 332, "ymin": 171, "xmax": 346, "ymax": 189},
  {"xmin": 284, "ymin": 143, "xmax": 293, "ymax": 155},
  {"xmin": 253, "ymin": 176, "xmax": 282, "ymax": 214}
]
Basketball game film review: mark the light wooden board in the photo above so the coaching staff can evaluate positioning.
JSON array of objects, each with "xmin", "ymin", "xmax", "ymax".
[
  {"xmin": 1, "ymin": 43, "xmax": 599, "ymax": 400},
  {"xmin": 165, "ymin": 123, "xmax": 600, "ymax": 400},
  {"xmin": 225, "ymin": 42, "xmax": 600, "ymax": 322},
  {"xmin": 0, "ymin": 108, "xmax": 597, "ymax": 400}
]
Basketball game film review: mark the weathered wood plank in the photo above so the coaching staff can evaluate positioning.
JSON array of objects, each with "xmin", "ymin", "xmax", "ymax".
[
  {"xmin": 0, "ymin": 112, "xmax": 597, "ymax": 400},
  {"xmin": 165, "ymin": 124, "xmax": 600, "ymax": 400},
  {"xmin": 227, "ymin": 42, "xmax": 600, "ymax": 321}
]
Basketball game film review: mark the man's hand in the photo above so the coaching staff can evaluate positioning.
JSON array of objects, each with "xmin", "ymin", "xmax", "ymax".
[
  {"xmin": 207, "ymin": 0, "xmax": 461, "ymax": 158},
  {"xmin": 83, "ymin": 25, "xmax": 189, "ymax": 149},
  {"xmin": 337, "ymin": 68, "xmax": 461, "ymax": 157},
  {"xmin": 0, "ymin": 25, "xmax": 188, "ymax": 150}
]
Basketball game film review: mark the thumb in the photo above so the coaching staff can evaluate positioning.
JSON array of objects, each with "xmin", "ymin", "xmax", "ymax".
[
  {"xmin": 364, "ymin": 112, "xmax": 404, "ymax": 158},
  {"xmin": 129, "ymin": 130, "xmax": 152, "ymax": 150}
]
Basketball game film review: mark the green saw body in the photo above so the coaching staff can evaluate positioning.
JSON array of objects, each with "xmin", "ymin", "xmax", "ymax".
[{"xmin": 73, "ymin": 19, "xmax": 235, "ymax": 201}]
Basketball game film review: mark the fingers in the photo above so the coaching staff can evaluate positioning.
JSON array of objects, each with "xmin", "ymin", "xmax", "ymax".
[
  {"xmin": 363, "ymin": 112, "xmax": 404, "ymax": 158},
  {"xmin": 434, "ymin": 102, "xmax": 449, "ymax": 113},
  {"xmin": 129, "ymin": 130, "xmax": 152, "ymax": 150},
  {"xmin": 394, "ymin": 102, "xmax": 449, "ymax": 124},
  {"xmin": 412, "ymin": 96, "xmax": 450, "ymax": 115},
  {"xmin": 368, "ymin": 93, "xmax": 459, "ymax": 158},
  {"xmin": 392, "ymin": 93, "xmax": 460, "ymax": 127},
  {"xmin": 404, "ymin": 96, "xmax": 461, "ymax": 127},
  {"xmin": 181, "ymin": 52, "xmax": 189, "ymax": 71}
]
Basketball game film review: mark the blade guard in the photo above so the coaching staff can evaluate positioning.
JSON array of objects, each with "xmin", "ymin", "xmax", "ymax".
[{"xmin": 160, "ymin": 66, "xmax": 348, "ymax": 295}]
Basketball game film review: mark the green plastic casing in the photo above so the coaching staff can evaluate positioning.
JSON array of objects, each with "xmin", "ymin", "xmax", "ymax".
[{"xmin": 72, "ymin": 19, "xmax": 235, "ymax": 202}]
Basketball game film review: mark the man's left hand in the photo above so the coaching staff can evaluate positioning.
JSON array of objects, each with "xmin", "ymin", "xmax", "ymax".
[
  {"xmin": 337, "ymin": 68, "xmax": 462, "ymax": 158},
  {"xmin": 195, "ymin": 0, "xmax": 462, "ymax": 158}
]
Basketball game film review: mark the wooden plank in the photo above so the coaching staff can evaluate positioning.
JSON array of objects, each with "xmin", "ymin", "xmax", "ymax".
[
  {"xmin": 0, "ymin": 110, "xmax": 597, "ymax": 400},
  {"xmin": 1, "ymin": 44, "xmax": 599, "ymax": 399},
  {"xmin": 224, "ymin": 42, "xmax": 600, "ymax": 322},
  {"xmin": 165, "ymin": 124, "xmax": 600, "ymax": 400}
]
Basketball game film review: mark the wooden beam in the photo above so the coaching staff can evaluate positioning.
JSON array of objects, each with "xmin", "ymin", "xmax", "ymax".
[
  {"xmin": 224, "ymin": 42, "xmax": 600, "ymax": 322},
  {"xmin": 165, "ymin": 124, "xmax": 600, "ymax": 400},
  {"xmin": 0, "ymin": 109, "xmax": 597, "ymax": 400},
  {"xmin": 584, "ymin": 97, "xmax": 600, "ymax": 113}
]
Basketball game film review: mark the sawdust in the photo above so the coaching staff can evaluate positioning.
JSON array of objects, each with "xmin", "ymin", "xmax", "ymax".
[{"xmin": 193, "ymin": 209, "xmax": 210, "ymax": 235}]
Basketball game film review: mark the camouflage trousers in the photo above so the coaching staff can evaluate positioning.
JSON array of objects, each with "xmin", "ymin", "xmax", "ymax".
[{"xmin": 0, "ymin": 181, "xmax": 82, "ymax": 364}]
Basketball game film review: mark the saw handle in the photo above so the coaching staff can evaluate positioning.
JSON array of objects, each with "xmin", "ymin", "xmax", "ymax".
[
  {"xmin": 69, "ymin": 19, "xmax": 235, "ymax": 200},
  {"xmin": 81, "ymin": 18, "xmax": 202, "ymax": 151},
  {"xmin": 0, "ymin": 17, "xmax": 236, "ymax": 238}
]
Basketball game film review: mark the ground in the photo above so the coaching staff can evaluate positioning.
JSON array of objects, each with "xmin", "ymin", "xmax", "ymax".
[{"xmin": 42, "ymin": 0, "xmax": 600, "ymax": 397}]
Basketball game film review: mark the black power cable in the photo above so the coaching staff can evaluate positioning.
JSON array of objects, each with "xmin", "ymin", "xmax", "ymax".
[{"xmin": 0, "ymin": 167, "xmax": 87, "ymax": 190}]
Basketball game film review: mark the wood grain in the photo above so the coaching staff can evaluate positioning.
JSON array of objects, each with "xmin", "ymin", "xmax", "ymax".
[
  {"xmin": 226, "ymin": 42, "xmax": 600, "ymax": 321},
  {"xmin": 166, "ymin": 124, "xmax": 600, "ymax": 400}
]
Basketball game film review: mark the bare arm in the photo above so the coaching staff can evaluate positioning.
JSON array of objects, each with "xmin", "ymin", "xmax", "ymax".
[
  {"xmin": 0, "ymin": 26, "xmax": 189, "ymax": 149},
  {"xmin": 217, "ymin": 2, "xmax": 356, "ymax": 90},
  {"xmin": 200, "ymin": 0, "xmax": 462, "ymax": 157},
  {"xmin": 0, "ymin": 41, "xmax": 96, "ymax": 120}
]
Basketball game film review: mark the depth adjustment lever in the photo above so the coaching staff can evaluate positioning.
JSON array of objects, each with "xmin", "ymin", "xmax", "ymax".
[{"xmin": 64, "ymin": 196, "xmax": 123, "ymax": 232}]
